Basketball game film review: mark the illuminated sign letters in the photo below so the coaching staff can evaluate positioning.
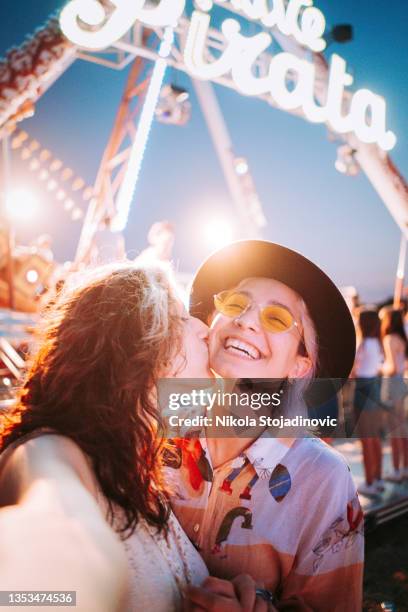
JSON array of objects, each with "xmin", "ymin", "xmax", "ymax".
[{"xmin": 60, "ymin": 0, "xmax": 397, "ymax": 151}]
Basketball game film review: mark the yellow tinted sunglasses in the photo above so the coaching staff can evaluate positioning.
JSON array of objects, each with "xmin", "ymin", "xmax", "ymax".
[{"xmin": 213, "ymin": 290, "xmax": 302, "ymax": 337}]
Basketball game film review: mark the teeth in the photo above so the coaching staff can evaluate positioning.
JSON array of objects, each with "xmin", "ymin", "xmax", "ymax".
[{"xmin": 224, "ymin": 337, "xmax": 261, "ymax": 360}]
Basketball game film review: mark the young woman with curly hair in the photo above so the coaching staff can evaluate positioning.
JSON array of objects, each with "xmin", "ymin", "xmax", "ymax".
[{"xmin": 0, "ymin": 264, "xmax": 217, "ymax": 611}]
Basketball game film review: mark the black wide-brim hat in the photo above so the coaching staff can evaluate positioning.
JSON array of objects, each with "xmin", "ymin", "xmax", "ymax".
[{"xmin": 189, "ymin": 240, "xmax": 356, "ymax": 383}]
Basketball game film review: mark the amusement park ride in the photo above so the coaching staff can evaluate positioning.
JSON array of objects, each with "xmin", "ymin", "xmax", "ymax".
[
  {"xmin": 0, "ymin": 0, "xmax": 408, "ymax": 310},
  {"xmin": 1, "ymin": 0, "xmax": 408, "ymax": 524},
  {"xmin": 0, "ymin": 0, "xmax": 408, "ymax": 314}
]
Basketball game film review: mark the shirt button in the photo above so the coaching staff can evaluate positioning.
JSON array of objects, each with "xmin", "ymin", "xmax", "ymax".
[{"xmin": 193, "ymin": 523, "xmax": 200, "ymax": 533}]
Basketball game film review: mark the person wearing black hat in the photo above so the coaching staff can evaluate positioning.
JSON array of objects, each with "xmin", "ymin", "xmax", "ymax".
[
  {"xmin": 190, "ymin": 240, "xmax": 356, "ymax": 381},
  {"xmin": 168, "ymin": 241, "xmax": 364, "ymax": 612}
]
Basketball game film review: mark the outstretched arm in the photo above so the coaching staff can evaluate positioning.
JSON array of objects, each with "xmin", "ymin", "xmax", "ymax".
[{"xmin": 0, "ymin": 435, "xmax": 129, "ymax": 612}]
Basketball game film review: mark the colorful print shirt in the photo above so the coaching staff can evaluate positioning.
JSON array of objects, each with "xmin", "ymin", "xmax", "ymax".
[{"xmin": 165, "ymin": 435, "xmax": 364, "ymax": 611}]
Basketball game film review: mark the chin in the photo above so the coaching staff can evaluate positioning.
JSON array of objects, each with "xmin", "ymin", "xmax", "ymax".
[{"xmin": 211, "ymin": 359, "xmax": 250, "ymax": 379}]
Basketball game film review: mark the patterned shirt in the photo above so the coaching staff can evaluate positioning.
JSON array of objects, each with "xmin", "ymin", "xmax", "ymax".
[{"xmin": 165, "ymin": 434, "xmax": 364, "ymax": 611}]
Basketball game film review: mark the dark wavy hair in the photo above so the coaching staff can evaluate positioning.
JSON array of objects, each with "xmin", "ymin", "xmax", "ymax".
[
  {"xmin": 381, "ymin": 308, "xmax": 407, "ymax": 344},
  {"xmin": 0, "ymin": 264, "xmax": 183, "ymax": 536},
  {"xmin": 359, "ymin": 309, "xmax": 381, "ymax": 340}
]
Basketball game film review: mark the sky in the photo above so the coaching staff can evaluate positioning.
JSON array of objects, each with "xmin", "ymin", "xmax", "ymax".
[{"xmin": 1, "ymin": 1, "xmax": 408, "ymax": 302}]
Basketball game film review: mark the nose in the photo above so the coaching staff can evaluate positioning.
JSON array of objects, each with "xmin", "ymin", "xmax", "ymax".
[{"xmin": 234, "ymin": 304, "xmax": 260, "ymax": 333}]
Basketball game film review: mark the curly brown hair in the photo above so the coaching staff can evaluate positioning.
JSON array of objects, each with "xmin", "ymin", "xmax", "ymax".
[{"xmin": 0, "ymin": 264, "xmax": 183, "ymax": 536}]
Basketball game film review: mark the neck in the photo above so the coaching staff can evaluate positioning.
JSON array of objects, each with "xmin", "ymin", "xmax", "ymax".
[
  {"xmin": 204, "ymin": 401, "xmax": 264, "ymax": 469},
  {"xmin": 204, "ymin": 397, "xmax": 297, "ymax": 468}
]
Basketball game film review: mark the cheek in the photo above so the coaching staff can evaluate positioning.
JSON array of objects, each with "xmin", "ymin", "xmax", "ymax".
[
  {"xmin": 172, "ymin": 352, "xmax": 185, "ymax": 376},
  {"xmin": 266, "ymin": 334, "xmax": 299, "ymax": 364},
  {"xmin": 209, "ymin": 317, "xmax": 225, "ymax": 347},
  {"xmin": 208, "ymin": 334, "xmax": 219, "ymax": 362}
]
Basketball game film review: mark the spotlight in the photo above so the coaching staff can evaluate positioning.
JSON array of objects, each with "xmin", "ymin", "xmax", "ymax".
[
  {"xmin": 5, "ymin": 189, "xmax": 40, "ymax": 222},
  {"xmin": 203, "ymin": 218, "xmax": 234, "ymax": 250},
  {"xmin": 26, "ymin": 269, "xmax": 39, "ymax": 284}
]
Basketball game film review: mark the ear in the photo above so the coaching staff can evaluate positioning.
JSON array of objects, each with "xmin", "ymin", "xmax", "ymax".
[{"xmin": 288, "ymin": 355, "xmax": 312, "ymax": 379}]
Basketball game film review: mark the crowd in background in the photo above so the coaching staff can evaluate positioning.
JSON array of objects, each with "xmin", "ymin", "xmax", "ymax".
[{"xmin": 350, "ymin": 302, "xmax": 408, "ymax": 497}]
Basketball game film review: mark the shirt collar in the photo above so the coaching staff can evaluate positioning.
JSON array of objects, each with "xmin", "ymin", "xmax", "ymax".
[
  {"xmin": 243, "ymin": 433, "xmax": 296, "ymax": 475},
  {"xmin": 198, "ymin": 430, "xmax": 296, "ymax": 475}
]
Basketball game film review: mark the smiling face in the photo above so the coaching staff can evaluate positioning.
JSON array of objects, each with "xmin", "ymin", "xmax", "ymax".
[{"xmin": 208, "ymin": 277, "xmax": 313, "ymax": 379}]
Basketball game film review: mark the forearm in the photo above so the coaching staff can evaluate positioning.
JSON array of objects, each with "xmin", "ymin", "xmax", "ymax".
[
  {"xmin": 0, "ymin": 437, "xmax": 129, "ymax": 611},
  {"xmin": 280, "ymin": 563, "xmax": 363, "ymax": 612},
  {"xmin": 0, "ymin": 479, "xmax": 129, "ymax": 611}
]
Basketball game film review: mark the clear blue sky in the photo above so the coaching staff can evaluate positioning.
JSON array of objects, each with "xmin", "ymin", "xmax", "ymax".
[{"xmin": 2, "ymin": 1, "xmax": 408, "ymax": 301}]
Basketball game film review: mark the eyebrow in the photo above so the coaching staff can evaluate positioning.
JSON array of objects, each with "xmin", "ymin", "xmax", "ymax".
[{"xmin": 234, "ymin": 290, "xmax": 296, "ymax": 318}]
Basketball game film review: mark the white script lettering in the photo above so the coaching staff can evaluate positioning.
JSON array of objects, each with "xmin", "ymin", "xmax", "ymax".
[{"xmin": 60, "ymin": 0, "xmax": 397, "ymax": 150}]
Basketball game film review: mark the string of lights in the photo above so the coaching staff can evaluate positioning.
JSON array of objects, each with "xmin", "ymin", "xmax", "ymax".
[
  {"xmin": 111, "ymin": 26, "xmax": 175, "ymax": 232},
  {"xmin": 10, "ymin": 128, "xmax": 96, "ymax": 222}
]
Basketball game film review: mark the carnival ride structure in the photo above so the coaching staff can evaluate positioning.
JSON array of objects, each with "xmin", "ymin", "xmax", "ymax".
[{"xmin": 1, "ymin": 1, "xmax": 408, "ymax": 286}]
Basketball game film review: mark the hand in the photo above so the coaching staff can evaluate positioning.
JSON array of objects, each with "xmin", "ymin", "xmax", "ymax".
[{"xmin": 185, "ymin": 575, "xmax": 278, "ymax": 612}]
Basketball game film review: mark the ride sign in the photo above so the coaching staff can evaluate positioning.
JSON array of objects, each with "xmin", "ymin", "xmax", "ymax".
[{"xmin": 60, "ymin": 0, "xmax": 397, "ymax": 151}]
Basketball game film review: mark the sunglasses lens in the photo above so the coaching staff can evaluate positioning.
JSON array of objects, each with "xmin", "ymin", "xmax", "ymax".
[
  {"xmin": 214, "ymin": 291, "xmax": 250, "ymax": 317},
  {"xmin": 261, "ymin": 305, "xmax": 294, "ymax": 333},
  {"xmin": 214, "ymin": 292, "xmax": 296, "ymax": 334}
]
